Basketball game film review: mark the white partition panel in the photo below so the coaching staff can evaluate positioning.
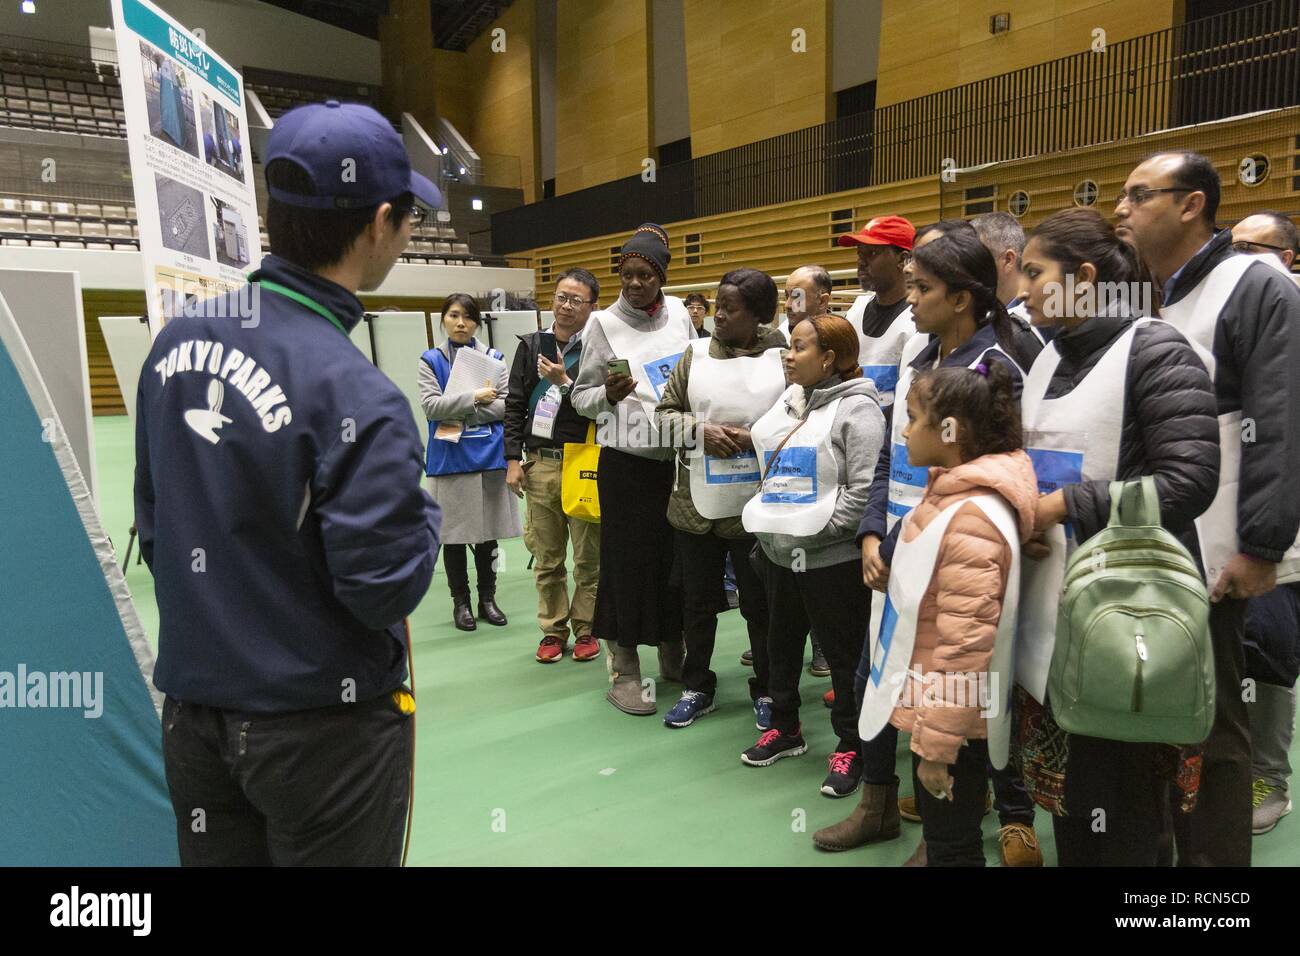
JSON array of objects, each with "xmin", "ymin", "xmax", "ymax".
[
  {"xmin": 367, "ymin": 312, "xmax": 432, "ymax": 437},
  {"xmin": 0, "ymin": 269, "xmax": 97, "ymax": 498},
  {"xmin": 98, "ymin": 316, "xmax": 154, "ymax": 423},
  {"xmin": 350, "ymin": 317, "xmax": 374, "ymax": 363},
  {"xmin": 485, "ymin": 310, "xmax": 542, "ymax": 372}
]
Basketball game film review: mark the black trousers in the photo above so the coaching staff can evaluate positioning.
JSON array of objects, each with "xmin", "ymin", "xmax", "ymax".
[
  {"xmin": 161, "ymin": 692, "xmax": 411, "ymax": 866},
  {"xmin": 676, "ymin": 529, "xmax": 769, "ymax": 699},
  {"xmin": 594, "ymin": 448, "xmax": 681, "ymax": 648},
  {"xmin": 443, "ymin": 541, "xmax": 498, "ymax": 602},
  {"xmin": 756, "ymin": 547, "xmax": 870, "ymax": 753},
  {"xmin": 913, "ymin": 740, "xmax": 990, "ymax": 867},
  {"xmin": 1172, "ymin": 596, "xmax": 1252, "ymax": 866},
  {"xmin": 1053, "ymin": 734, "xmax": 1169, "ymax": 866}
]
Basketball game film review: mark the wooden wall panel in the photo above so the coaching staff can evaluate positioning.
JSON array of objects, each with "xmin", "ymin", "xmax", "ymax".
[
  {"xmin": 683, "ymin": 0, "xmax": 831, "ymax": 157},
  {"xmin": 524, "ymin": 106, "xmax": 1300, "ymax": 294},
  {"xmin": 555, "ymin": 0, "xmax": 652, "ymax": 194},
  {"xmin": 877, "ymin": 0, "xmax": 1177, "ymax": 107}
]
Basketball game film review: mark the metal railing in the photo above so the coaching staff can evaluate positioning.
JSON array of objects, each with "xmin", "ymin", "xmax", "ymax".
[{"xmin": 492, "ymin": 0, "xmax": 1300, "ymax": 255}]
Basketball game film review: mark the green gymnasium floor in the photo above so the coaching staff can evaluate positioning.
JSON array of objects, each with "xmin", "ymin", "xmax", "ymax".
[{"xmin": 93, "ymin": 414, "xmax": 1298, "ymax": 866}]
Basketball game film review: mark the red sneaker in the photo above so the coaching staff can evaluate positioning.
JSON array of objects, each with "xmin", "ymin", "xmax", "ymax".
[
  {"xmin": 823, "ymin": 688, "xmax": 835, "ymax": 708},
  {"xmin": 535, "ymin": 636, "xmax": 566, "ymax": 663},
  {"xmin": 572, "ymin": 634, "xmax": 601, "ymax": 662}
]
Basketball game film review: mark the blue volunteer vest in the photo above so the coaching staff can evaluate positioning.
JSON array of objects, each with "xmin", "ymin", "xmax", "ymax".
[{"xmin": 422, "ymin": 343, "xmax": 507, "ymax": 477}]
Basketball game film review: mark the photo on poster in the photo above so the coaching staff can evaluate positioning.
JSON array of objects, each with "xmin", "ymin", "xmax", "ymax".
[
  {"xmin": 139, "ymin": 40, "xmax": 199, "ymax": 158},
  {"xmin": 210, "ymin": 197, "xmax": 249, "ymax": 267},
  {"xmin": 154, "ymin": 263, "xmax": 241, "ymax": 325},
  {"xmin": 200, "ymin": 93, "xmax": 245, "ymax": 183},
  {"xmin": 154, "ymin": 173, "xmax": 210, "ymax": 258}
]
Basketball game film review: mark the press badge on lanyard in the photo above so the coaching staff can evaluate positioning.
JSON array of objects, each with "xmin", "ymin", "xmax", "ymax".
[{"xmin": 531, "ymin": 385, "xmax": 561, "ymax": 440}]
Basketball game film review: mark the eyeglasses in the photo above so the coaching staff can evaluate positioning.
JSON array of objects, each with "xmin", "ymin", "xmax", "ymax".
[
  {"xmin": 553, "ymin": 292, "xmax": 592, "ymax": 307},
  {"xmin": 1232, "ymin": 239, "xmax": 1289, "ymax": 254},
  {"xmin": 1114, "ymin": 186, "xmax": 1193, "ymax": 207},
  {"xmin": 405, "ymin": 205, "xmax": 426, "ymax": 227}
]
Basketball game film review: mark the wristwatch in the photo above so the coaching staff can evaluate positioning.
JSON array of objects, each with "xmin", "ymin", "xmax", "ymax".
[{"xmin": 558, "ymin": 383, "xmax": 571, "ymax": 397}]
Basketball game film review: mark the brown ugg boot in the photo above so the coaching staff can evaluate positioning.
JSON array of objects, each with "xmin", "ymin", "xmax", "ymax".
[
  {"xmin": 607, "ymin": 645, "xmax": 656, "ymax": 715},
  {"xmin": 812, "ymin": 776, "xmax": 901, "ymax": 851},
  {"xmin": 657, "ymin": 636, "xmax": 685, "ymax": 682}
]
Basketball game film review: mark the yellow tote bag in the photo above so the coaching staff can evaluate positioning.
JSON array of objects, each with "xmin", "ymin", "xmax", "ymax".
[{"xmin": 561, "ymin": 422, "xmax": 601, "ymax": 523}]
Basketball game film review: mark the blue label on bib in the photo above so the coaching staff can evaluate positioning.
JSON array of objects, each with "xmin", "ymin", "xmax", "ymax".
[
  {"xmin": 890, "ymin": 441, "xmax": 927, "ymax": 489},
  {"xmin": 704, "ymin": 451, "xmax": 761, "ymax": 484},
  {"xmin": 862, "ymin": 364, "xmax": 899, "ymax": 396},
  {"xmin": 642, "ymin": 351, "xmax": 685, "ymax": 401},
  {"xmin": 760, "ymin": 447, "xmax": 818, "ymax": 504},
  {"xmin": 869, "ymin": 595, "xmax": 899, "ymax": 687},
  {"xmin": 1026, "ymin": 447, "xmax": 1083, "ymax": 538}
]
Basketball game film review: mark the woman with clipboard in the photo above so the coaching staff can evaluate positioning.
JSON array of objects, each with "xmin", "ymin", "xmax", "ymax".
[{"xmin": 419, "ymin": 293, "xmax": 522, "ymax": 631}]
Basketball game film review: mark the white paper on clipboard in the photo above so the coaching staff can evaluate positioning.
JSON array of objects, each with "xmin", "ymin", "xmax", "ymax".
[{"xmin": 444, "ymin": 347, "xmax": 506, "ymax": 398}]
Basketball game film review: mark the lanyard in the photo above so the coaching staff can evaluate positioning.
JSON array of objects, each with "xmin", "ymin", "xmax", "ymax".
[{"xmin": 254, "ymin": 279, "xmax": 351, "ymax": 338}]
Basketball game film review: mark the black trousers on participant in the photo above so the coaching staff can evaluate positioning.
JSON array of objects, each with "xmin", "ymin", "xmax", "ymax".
[
  {"xmin": 755, "ymin": 547, "xmax": 870, "ymax": 753},
  {"xmin": 1172, "ymin": 596, "xmax": 1252, "ymax": 866},
  {"xmin": 1053, "ymin": 734, "xmax": 1169, "ymax": 866},
  {"xmin": 161, "ymin": 692, "xmax": 411, "ymax": 866},
  {"xmin": 913, "ymin": 740, "xmax": 990, "ymax": 867},
  {"xmin": 676, "ymin": 529, "xmax": 770, "ymax": 699}
]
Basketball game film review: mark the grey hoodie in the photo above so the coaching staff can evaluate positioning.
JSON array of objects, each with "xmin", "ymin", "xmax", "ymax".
[{"xmin": 754, "ymin": 375, "xmax": 886, "ymax": 570}]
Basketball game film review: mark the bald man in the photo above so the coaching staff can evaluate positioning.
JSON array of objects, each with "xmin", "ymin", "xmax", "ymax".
[
  {"xmin": 1232, "ymin": 212, "xmax": 1300, "ymax": 286},
  {"xmin": 779, "ymin": 265, "xmax": 834, "ymax": 337}
]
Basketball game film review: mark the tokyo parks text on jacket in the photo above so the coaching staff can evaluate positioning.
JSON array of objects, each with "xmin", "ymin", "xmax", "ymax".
[{"xmin": 135, "ymin": 255, "xmax": 442, "ymax": 713}]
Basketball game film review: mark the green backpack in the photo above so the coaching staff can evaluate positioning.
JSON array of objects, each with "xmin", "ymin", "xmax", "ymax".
[{"xmin": 1048, "ymin": 477, "xmax": 1215, "ymax": 744}]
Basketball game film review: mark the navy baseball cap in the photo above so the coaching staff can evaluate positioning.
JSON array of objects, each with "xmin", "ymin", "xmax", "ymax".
[{"xmin": 265, "ymin": 100, "xmax": 442, "ymax": 210}]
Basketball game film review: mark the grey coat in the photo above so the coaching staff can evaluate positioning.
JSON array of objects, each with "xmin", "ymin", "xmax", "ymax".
[{"xmin": 418, "ymin": 339, "xmax": 522, "ymax": 545}]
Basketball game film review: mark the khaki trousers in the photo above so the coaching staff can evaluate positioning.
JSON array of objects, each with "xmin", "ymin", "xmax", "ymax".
[{"xmin": 522, "ymin": 453, "xmax": 600, "ymax": 640}]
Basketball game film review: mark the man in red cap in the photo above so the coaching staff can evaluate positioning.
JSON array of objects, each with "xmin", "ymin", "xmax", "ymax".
[{"xmin": 836, "ymin": 215, "xmax": 916, "ymax": 408}]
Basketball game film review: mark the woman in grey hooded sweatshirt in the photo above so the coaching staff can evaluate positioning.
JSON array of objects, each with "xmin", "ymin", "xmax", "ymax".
[{"xmin": 741, "ymin": 313, "xmax": 886, "ymax": 796}]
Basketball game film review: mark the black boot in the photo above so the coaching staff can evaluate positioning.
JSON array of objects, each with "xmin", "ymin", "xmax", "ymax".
[
  {"xmin": 453, "ymin": 597, "xmax": 476, "ymax": 631},
  {"xmin": 478, "ymin": 594, "xmax": 508, "ymax": 626}
]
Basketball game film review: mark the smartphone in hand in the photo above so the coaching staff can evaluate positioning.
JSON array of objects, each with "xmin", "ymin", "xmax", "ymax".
[
  {"xmin": 538, "ymin": 331, "xmax": 558, "ymax": 361},
  {"xmin": 607, "ymin": 358, "xmax": 632, "ymax": 378}
]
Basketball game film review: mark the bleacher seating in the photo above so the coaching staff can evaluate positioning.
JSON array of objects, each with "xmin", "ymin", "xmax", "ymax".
[{"xmin": 0, "ymin": 43, "xmax": 124, "ymax": 138}]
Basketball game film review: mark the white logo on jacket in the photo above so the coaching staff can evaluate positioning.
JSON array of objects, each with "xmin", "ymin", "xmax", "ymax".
[{"xmin": 184, "ymin": 378, "xmax": 233, "ymax": 445}]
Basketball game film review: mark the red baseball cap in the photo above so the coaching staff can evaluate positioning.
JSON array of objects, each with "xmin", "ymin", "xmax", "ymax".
[{"xmin": 837, "ymin": 215, "xmax": 915, "ymax": 251}]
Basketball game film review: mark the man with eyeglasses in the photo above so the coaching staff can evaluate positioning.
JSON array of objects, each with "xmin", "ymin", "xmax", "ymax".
[
  {"xmin": 504, "ymin": 269, "xmax": 603, "ymax": 664},
  {"xmin": 1232, "ymin": 211, "xmax": 1300, "ymax": 287},
  {"xmin": 1118, "ymin": 151, "xmax": 1300, "ymax": 867},
  {"xmin": 137, "ymin": 100, "xmax": 442, "ymax": 865}
]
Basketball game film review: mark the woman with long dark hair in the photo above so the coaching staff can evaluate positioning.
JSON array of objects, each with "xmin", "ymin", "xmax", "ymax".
[
  {"xmin": 1013, "ymin": 207, "xmax": 1219, "ymax": 865},
  {"xmin": 817, "ymin": 226, "xmax": 1042, "ymax": 861}
]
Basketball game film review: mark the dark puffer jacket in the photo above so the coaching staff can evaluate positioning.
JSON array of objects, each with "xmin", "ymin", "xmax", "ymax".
[
  {"xmin": 1161, "ymin": 230, "xmax": 1300, "ymax": 562},
  {"xmin": 1047, "ymin": 313, "xmax": 1220, "ymax": 544}
]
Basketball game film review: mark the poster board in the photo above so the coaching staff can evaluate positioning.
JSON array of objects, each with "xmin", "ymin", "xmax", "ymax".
[
  {"xmin": 111, "ymin": 0, "xmax": 262, "ymax": 334},
  {"xmin": 99, "ymin": 315, "xmax": 154, "ymax": 422},
  {"xmin": 0, "ymin": 269, "xmax": 97, "ymax": 500}
]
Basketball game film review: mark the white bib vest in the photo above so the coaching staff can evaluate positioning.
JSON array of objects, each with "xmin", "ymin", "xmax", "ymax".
[
  {"xmin": 685, "ymin": 338, "xmax": 788, "ymax": 519},
  {"xmin": 743, "ymin": 385, "xmax": 843, "ymax": 538},
  {"xmin": 858, "ymin": 494, "xmax": 1022, "ymax": 769},
  {"xmin": 595, "ymin": 299, "xmax": 693, "ymax": 448},
  {"xmin": 1014, "ymin": 321, "xmax": 1141, "ymax": 703},
  {"xmin": 846, "ymin": 293, "xmax": 916, "ymax": 406},
  {"xmin": 1158, "ymin": 254, "xmax": 1300, "ymax": 586}
]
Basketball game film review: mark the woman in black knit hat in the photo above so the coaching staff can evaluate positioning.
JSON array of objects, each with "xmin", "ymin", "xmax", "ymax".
[{"xmin": 570, "ymin": 224, "xmax": 695, "ymax": 715}]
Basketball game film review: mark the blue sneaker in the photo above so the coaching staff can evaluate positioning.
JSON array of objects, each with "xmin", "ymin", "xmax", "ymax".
[
  {"xmin": 664, "ymin": 690, "xmax": 716, "ymax": 728},
  {"xmin": 753, "ymin": 696, "xmax": 773, "ymax": 731}
]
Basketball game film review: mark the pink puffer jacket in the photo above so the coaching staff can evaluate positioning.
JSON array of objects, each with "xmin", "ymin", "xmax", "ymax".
[{"xmin": 888, "ymin": 449, "xmax": 1039, "ymax": 765}]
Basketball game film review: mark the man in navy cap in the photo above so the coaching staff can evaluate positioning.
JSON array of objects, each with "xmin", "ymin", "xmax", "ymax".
[{"xmin": 135, "ymin": 101, "xmax": 443, "ymax": 866}]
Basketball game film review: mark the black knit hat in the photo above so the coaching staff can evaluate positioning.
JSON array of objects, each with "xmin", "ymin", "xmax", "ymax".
[
  {"xmin": 620, "ymin": 229, "xmax": 670, "ymax": 282},
  {"xmin": 634, "ymin": 222, "xmax": 670, "ymax": 246}
]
